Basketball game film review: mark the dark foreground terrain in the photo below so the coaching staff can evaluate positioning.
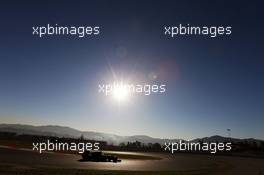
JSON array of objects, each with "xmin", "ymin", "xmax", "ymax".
[{"xmin": 0, "ymin": 148, "xmax": 263, "ymax": 175}]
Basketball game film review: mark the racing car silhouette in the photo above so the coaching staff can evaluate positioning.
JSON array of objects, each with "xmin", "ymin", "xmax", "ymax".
[{"xmin": 82, "ymin": 151, "xmax": 121, "ymax": 163}]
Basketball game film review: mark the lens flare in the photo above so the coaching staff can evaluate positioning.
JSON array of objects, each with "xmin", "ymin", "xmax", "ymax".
[{"xmin": 112, "ymin": 83, "xmax": 129, "ymax": 101}]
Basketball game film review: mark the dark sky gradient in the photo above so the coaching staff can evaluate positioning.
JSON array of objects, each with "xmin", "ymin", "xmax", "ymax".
[{"xmin": 0, "ymin": 0, "xmax": 263, "ymax": 139}]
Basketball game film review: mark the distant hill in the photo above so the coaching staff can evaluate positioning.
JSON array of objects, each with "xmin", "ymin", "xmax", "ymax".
[
  {"xmin": 191, "ymin": 135, "xmax": 263, "ymax": 146},
  {"xmin": 0, "ymin": 124, "xmax": 179, "ymax": 145},
  {"xmin": 0, "ymin": 124, "xmax": 262, "ymax": 146}
]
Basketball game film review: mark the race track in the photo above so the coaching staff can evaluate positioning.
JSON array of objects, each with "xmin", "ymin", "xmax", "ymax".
[{"xmin": 0, "ymin": 148, "xmax": 263, "ymax": 174}]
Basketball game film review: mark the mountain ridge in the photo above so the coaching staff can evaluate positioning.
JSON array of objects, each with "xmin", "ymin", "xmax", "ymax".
[{"xmin": 0, "ymin": 123, "xmax": 262, "ymax": 145}]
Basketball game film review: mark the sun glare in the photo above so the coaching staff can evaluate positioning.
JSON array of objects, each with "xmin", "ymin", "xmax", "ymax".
[{"xmin": 112, "ymin": 83, "xmax": 129, "ymax": 102}]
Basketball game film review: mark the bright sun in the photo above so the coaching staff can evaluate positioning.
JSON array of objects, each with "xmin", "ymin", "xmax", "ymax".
[{"xmin": 112, "ymin": 84, "xmax": 129, "ymax": 102}]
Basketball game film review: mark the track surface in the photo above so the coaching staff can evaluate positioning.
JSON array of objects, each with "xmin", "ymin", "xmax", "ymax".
[{"xmin": 0, "ymin": 148, "xmax": 263, "ymax": 174}]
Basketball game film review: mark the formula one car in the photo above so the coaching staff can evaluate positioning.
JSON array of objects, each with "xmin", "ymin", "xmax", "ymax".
[{"xmin": 82, "ymin": 151, "xmax": 121, "ymax": 163}]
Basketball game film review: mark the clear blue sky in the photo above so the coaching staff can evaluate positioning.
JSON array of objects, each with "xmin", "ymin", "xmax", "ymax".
[{"xmin": 0, "ymin": 1, "xmax": 263, "ymax": 140}]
